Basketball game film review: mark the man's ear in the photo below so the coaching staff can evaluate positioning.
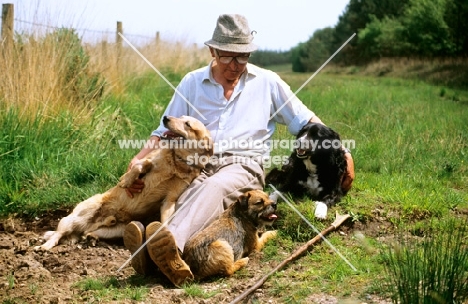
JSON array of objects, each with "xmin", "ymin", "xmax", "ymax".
[{"xmin": 209, "ymin": 47, "xmax": 216, "ymax": 57}]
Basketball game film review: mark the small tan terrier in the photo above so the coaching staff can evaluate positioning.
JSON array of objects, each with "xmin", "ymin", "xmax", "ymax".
[{"xmin": 182, "ymin": 189, "xmax": 278, "ymax": 280}]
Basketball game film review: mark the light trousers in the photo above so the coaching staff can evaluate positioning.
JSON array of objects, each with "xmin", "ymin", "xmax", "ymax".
[{"xmin": 166, "ymin": 155, "xmax": 265, "ymax": 251}]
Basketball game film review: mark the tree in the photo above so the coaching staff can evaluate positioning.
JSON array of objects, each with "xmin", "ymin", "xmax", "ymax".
[
  {"xmin": 401, "ymin": 0, "xmax": 455, "ymax": 56},
  {"xmin": 290, "ymin": 28, "xmax": 336, "ymax": 72},
  {"xmin": 444, "ymin": 0, "xmax": 468, "ymax": 56},
  {"xmin": 332, "ymin": 0, "xmax": 410, "ymax": 62}
]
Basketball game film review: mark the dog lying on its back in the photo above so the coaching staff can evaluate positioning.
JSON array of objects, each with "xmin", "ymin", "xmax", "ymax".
[
  {"xmin": 266, "ymin": 122, "xmax": 347, "ymax": 219},
  {"xmin": 35, "ymin": 116, "xmax": 213, "ymax": 251},
  {"xmin": 182, "ymin": 190, "xmax": 277, "ymax": 280}
]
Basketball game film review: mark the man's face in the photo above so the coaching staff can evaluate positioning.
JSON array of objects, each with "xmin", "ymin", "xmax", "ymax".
[{"xmin": 212, "ymin": 49, "xmax": 250, "ymax": 81}]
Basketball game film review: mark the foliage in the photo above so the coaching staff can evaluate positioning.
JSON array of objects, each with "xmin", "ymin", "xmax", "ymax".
[
  {"xmin": 357, "ymin": 15, "xmax": 409, "ymax": 58},
  {"xmin": 400, "ymin": 0, "xmax": 455, "ymax": 56},
  {"xmin": 1, "ymin": 64, "xmax": 468, "ymax": 301},
  {"xmin": 291, "ymin": 28, "xmax": 334, "ymax": 72},
  {"xmin": 358, "ymin": 0, "xmax": 456, "ymax": 58},
  {"xmin": 45, "ymin": 28, "xmax": 105, "ymax": 104},
  {"xmin": 249, "ymin": 49, "xmax": 291, "ymax": 68},
  {"xmin": 380, "ymin": 219, "xmax": 468, "ymax": 303},
  {"xmin": 294, "ymin": 0, "xmax": 468, "ymax": 68},
  {"xmin": 73, "ymin": 276, "xmax": 148, "ymax": 301}
]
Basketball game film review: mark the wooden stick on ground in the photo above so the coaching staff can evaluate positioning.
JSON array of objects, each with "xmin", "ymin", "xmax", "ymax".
[{"xmin": 230, "ymin": 212, "xmax": 351, "ymax": 304}]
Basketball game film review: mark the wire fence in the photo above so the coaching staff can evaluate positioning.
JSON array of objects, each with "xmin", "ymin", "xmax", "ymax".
[
  {"xmin": 2, "ymin": 4, "xmax": 167, "ymax": 46},
  {"xmin": 13, "ymin": 18, "xmax": 159, "ymax": 44}
]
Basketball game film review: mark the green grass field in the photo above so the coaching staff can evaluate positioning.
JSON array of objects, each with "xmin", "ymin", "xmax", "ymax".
[{"xmin": 1, "ymin": 69, "xmax": 467, "ymax": 302}]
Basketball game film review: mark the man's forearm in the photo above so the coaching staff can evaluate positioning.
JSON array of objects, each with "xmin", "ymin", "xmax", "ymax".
[
  {"xmin": 134, "ymin": 136, "xmax": 160, "ymax": 159},
  {"xmin": 309, "ymin": 115, "xmax": 324, "ymax": 125}
]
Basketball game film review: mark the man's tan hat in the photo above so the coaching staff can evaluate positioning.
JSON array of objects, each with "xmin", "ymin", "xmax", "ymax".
[{"xmin": 204, "ymin": 14, "xmax": 257, "ymax": 53}]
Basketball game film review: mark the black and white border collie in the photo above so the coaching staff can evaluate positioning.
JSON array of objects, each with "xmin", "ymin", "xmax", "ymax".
[{"xmin": 266, "ymin": 123, "xmax": 348, "ymax": 219}]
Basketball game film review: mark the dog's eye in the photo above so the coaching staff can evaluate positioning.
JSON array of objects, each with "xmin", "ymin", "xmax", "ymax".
[
  {"xmin": 254, "ymin": 200, "xmax": 263, "ymax": 205},
  {"xmin": 185, "ymin": 122, "xmax": 191, "ymax": 128}
]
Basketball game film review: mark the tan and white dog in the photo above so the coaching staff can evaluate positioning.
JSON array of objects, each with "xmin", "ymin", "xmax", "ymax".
[{"xmin": 35, "ymin": 115, "xmax": 213, "ymax": 250}]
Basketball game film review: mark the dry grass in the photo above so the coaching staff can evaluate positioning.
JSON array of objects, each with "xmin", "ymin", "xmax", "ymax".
[
  {"xmin": 0, "ymin": 28, "xmax": 211, "ymax": 120},
  {"xmin": 85, "ymin": 37, "xmax": 211, "ymax": 94},
  {"xmin": 1, "ymin": 37, "xmax": 70, "ymax": 118}
]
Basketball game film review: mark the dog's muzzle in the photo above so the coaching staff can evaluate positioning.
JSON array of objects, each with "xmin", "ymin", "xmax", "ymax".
[
  {"xmin": 295, "ymin": 136, "xmax": 311, "ymax": 159},
  {"xmin": 296, "ymin": 148, "xmax": 308, "ymax": 159},
  {"xmin": 260, "ymin": 203, "xmax": 278, "ymax": 222}
]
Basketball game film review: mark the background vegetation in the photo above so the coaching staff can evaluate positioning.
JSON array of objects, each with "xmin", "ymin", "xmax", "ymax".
[
  {"xmin": 251, "ymin": 0, "xmax": 468, "ymax": 90},
  {"xmin": 1, "ymin": 1, "xmax": 468, "ymax": 302}
]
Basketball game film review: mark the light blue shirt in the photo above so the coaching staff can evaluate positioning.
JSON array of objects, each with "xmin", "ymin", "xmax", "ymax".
[{"xmin": 152, "ymin": 62, "xmax": 315, "ymax": 157}]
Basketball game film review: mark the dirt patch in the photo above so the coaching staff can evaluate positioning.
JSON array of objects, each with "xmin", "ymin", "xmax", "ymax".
[{"xmin": 0, "ymin": 211, "xmax": 391, "ymax": 303}]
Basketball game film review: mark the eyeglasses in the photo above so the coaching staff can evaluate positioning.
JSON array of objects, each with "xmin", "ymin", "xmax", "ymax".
[{"xmin": 215, "ymin": 49, "xmax": 250, "ymax": 65}]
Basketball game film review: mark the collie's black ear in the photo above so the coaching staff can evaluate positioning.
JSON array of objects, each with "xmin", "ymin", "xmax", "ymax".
[{"xmin": 238, "ymin": 192, "xmax": 252, "ymax": 209}]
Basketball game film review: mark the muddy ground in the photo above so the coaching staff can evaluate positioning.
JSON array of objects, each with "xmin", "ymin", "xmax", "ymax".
[{"xmin": 0, "ymin": 210, "xmax": 391, "ymax": 304}]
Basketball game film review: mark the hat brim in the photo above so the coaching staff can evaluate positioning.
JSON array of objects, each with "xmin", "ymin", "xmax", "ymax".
[{"xmin": 204, "ymin": 40, "xmax": 257, "ymax": 53}]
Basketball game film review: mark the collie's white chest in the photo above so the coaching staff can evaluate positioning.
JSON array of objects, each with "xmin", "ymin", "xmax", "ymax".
[{"xmin": 298, "ymin": 158, "xmax": 323, "ymax": 196}]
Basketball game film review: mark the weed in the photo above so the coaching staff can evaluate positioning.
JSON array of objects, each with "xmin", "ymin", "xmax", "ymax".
[
  {"xmin": 7, "ymin": 273, "xmax": 15, "ymax": 290},
  {"xmin": 440, "ymin": 87, "xmax": 446, "ymax": 97},
  {"xmin": 183, "ymin": 283, "xmax": 219, "ymax": 299},
  {"xmin": 28, "ymin": 283, "xmax": 38, "ymax": 295},
  {"xmin": 75, "ymin": 278, "xmax": 106, "ymax": 291},
  {"xmin": 73, "ymin": 276, "xmax": 148, "ymax": 301},
  {"xmin": 380, "ymin": 218, "xmax": 468, "ymax": 303}
]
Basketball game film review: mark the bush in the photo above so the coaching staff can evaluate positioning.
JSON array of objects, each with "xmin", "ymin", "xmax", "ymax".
[{"xmin": 46, "ymin": 28, "xmax": 105, "ymax": 105}]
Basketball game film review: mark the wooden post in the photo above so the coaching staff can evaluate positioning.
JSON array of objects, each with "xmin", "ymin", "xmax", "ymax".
[
  {"xmin": 155, "ymin": 31, "xmax": 160, "ymax": 45},
  {"xmin": 116, "ymin": 21, "xmax": 123, "ymax": 47},
  {"xmin": 1, "ymin": 3, "xmax": 14, "ymax": 47},
  {"xmin": 116, "ymin": 21, "xmax": 123, "ymax": 67}
]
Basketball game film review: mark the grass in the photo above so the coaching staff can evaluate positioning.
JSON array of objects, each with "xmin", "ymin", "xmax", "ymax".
[
  {"xmin": 183, "ymin": 283, "xmax": 221, "ymax": 299},
  {"xmin": 263, "ymin": 71, "xmax": 468, "ymax": 302},
  {"xmin": 73, "ymin": 276, "xmax": 148, "ymax": 301},
  {"xmin": 1, "ymin": 30, "xmax": 468, "ymax": 301},
  {"xmin": 380, "ymin": 219, "xmax": 468, "ymax": 303},
  {"xmin": 0, "ymin": 25, "xmax": 206, "ymax": 216}
]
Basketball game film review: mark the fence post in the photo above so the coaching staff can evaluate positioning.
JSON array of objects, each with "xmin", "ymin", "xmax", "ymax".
[
  {"xmin": 155, "ymin": 31, "xmax": 160, "ymax": 45},
  {"xmin": 116, "ymin": 21, "xmax": 123, "ymax": 68},
  {"xmin": 1, "ymin": 3, "xmax": 14, "ymax": 47},
  {"xmin": 116, "ymin": 21, "xmax": 123, "ymax": 47}
]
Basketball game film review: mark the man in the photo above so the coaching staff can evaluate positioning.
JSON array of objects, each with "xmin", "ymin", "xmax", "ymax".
[{"xmin": 123, "ymin": 14, "xmax": 355, "ymax": 286}]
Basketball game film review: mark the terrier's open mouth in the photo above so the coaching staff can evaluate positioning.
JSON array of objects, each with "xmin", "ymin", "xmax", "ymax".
[{"xmin": 261, "ymin": 212, "xmax": 278, "ymax": 222}]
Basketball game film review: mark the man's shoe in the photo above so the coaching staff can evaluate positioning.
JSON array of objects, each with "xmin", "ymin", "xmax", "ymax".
[
  {"xmin": 123, "ymin": 221, "xmax": 154, "ymax": 275},
  {"xmin": 146, "ymin": 221, "xmax": 194, "ymax": 287}
]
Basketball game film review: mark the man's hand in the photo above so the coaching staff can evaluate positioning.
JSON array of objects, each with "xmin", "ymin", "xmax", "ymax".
[
  {"xmin": 124, "ymin": 137, "xmax": 160, "ymax": 198},
  {"xmin": 341, "ymin": 152, "xmax": 355, "ymax": 193},
  {"xmin": 125, "ymin": 156, "xmax": 145, "ymax": 198},
  {"xmin": 125, "ymin": 178, "xmax": 145, "ymax": 198}
]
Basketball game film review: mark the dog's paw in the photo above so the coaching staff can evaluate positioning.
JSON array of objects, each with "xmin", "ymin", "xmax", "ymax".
[
  {"xmin": 34, "ymin": 240, "xmax": 55, "ymax": 251},
  {"xmin": 34, "ymin": 231, "xmax": 58, "ymax": 251},
  {"xmin": 117, "ymin": 175, "xmax": 133, "ymax": 188},
  {"xmin": 314, "ymin": 201, "xmax": 328, "ymax": 219},
  {"xmin": 233, "ymin": 257, "xmax": 249, "ymax": 273},
  {"xmin": 84, "ymin": 233, "xmax": 99, "ymax": 247},
  {"xmin": 263, "ymin": 230, "xmax": 277, "ymax": 239}
]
